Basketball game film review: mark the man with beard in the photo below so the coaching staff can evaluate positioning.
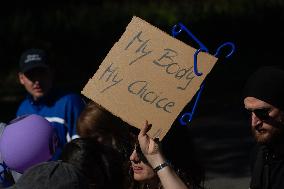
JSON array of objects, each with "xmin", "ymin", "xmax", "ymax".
[{"xmin": 243, "ymin": 66, "xmax": 284, "ymax": 189}]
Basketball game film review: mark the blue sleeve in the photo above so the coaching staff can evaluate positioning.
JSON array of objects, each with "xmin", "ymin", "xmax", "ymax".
[{"xmin": 65, "ymin": 94, "xmax": 85, "ymax": 139}]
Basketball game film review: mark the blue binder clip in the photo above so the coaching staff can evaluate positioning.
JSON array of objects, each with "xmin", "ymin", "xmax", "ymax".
[{"xmin": 171, "ymin": 23, "xmax": 235, "ymax": 126}]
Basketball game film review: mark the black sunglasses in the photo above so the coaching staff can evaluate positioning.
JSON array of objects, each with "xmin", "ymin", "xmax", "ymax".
[
  {"xmin": 245, "ymin": 108, "xmax": 271, "ymax": 120},
  {"xmin": 133, "ymin": 143, "xmax": 148, "ymax": 163}
]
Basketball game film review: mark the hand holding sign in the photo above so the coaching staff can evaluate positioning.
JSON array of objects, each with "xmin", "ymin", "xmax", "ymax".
[
  {"xmin": 138, "ymin": 120, "xmax": 165, "ymax": 168},
  {"xmin": 82, "ymin": 16, "xmax": 218, "ymax": 139}
]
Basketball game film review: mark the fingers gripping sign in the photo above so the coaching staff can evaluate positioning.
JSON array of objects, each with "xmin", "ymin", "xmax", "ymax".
[{"xmin": 138, "ymin": 121, "xmax": 161, "ymax": 158}]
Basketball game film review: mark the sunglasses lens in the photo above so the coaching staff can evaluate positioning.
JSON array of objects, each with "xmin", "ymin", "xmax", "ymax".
[
  {"xmin": 246, "ymin": 109, "xmax": 270, "ymax": 120},
  {"xmin": 134, "ymin": 144, "xmax": 148, "ymax": 163},
  {"xmin": 254, "ymin": 109, "xmax": 270, "ymax": 120}
]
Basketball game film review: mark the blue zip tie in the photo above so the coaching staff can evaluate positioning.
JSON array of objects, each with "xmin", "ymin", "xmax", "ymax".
[
  {"xmin": 172, "ymin": 23, "xmax": 209, "ymax": 76},
  {"xmin": 171, "ymin": 22, "xmax": 235, "ymax": 126},
  {"xmin": 214, "ymin": 42, "xmax": 235, "ymax": 58},
  {"xmin": 179, "ymin": 84, "xmax": 205, "ymax": 126},
  {"xmin": 172, "ymin": 23, "xmax": 209, "ymax": 52}
]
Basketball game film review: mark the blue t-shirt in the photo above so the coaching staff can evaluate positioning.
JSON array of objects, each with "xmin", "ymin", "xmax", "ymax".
[{"xmin": 16, "ymin": 89, "xmax": 85, "ymax": 149}]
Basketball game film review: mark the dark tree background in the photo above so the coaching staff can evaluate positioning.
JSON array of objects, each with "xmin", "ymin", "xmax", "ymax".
[{"xmin": 0, "ymin": 0, "xmax": 283, "ymax": 185}]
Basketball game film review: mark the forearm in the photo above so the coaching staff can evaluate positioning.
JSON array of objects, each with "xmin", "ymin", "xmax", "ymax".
[
  {"xmin": 157, "ymin": 166, "xmax": 189, "ymax": 189},
  {"xmin": 138, "ymin": 121, "xmax": 190, "ymax": 189},
  {"xmin": 146, "ymin": 153, "xmax": 189, "ymax": 189}
]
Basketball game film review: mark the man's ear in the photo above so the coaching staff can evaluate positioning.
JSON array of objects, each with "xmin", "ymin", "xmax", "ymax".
[{"xmin": 18, "ymin": 72, "xmax": 25, "ymax": 85}]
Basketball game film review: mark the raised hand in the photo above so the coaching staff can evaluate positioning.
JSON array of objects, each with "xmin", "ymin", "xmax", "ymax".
[
  {"xmin": 137, "ymin": 121, "xmax": 190, "ymax": 189},
  {"xmin": 138, "ymin": 121, "xmax": 164, "ymax": 167}
]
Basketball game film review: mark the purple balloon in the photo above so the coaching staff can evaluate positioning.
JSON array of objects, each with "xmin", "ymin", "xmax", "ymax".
[{"xmin": 0, "ymin": 114, "xmax": 57, "ymax": 173}]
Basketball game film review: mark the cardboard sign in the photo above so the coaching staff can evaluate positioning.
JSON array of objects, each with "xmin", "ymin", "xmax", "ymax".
[{"xmin": 82, "ymin": 16, "xmax": 218, "ymax": 139}]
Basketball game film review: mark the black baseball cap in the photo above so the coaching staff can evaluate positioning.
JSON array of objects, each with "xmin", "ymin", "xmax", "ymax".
[
  {"xmin": 8, "ymin": 161, "xmax": 89, "ymax": 189},
  {"xmin": 19, "ymin": 48, "xmax": 49, "ymax": 73}
]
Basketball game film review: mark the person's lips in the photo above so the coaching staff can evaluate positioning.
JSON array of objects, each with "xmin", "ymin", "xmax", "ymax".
[
  {"xmin": 33, "ymin": 86, "xmax": 42, "ymax": 91},
  {"xmin": 132, "ymin": 165, "xmax": 143, "ymax": 173}
]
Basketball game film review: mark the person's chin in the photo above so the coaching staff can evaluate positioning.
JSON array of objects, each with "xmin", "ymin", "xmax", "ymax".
[
  {"xmin": 33, "ymin": 92, "xmax": 46, "ymax": 100},
  {"xmin": 254, "ymin": 132, "xmax": 272, "ymax": 144},
  {"xmin": 134, "ymin": 173, "xmax": 147, "ymax": 182}
]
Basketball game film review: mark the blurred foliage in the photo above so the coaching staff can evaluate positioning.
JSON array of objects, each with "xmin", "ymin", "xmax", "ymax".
[
  {"xmin": 0, "ymin": 0, "xmax": 284, "ymax": 121},
  {"xmin": 1, "ymin": 0, "xmax": 283, "ymax": 70}
]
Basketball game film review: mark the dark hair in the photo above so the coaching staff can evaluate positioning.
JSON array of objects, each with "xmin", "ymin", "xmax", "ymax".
[
  {"xmin": 9, "ymin": 161, "xmax": 89, "ymax": 189},
  {"xmin": 161, "ymin": 124, "xmax": 206, "ymax": 189},
  {"xmin": 60, "ymin": 138, "xmax": 125, "ymax": 189},
  {"xmin": 76, "ymin": 101, "xmax": 137, "ymax": 158},
  {"xmin": 129, "ymin": 123, "xmax": 205, "ymax": 189}
]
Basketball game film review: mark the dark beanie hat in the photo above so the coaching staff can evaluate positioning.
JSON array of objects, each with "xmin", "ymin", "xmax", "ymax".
[{"xmin": 243, "ymin": 66, "xmax": 284, "ymax": 111}]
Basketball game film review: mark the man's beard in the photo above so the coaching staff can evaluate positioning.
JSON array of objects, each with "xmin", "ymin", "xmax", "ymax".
[{"xmin": 252, "ymin": 126, "xmax": 284, "ymax": 146}]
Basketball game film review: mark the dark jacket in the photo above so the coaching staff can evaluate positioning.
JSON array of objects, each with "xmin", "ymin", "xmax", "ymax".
[{"xmin": 250, "ymin": 144, "xmax": 284, "ymax": 189}]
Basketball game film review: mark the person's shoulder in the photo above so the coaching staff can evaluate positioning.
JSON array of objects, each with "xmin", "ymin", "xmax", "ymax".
[
  {"xmin": 57, "ymin": 91, "xmax": 84, "ymax": 102},
  {"xmin": 18, "ymin": 96, "xmax": 30, "ymax": 104},
  {"xmin": 17, "ymin": 97, "xmax": 32, "ymax": 112},
  {"xmin": 50, "ymin": 89, "xmax": 85, "ymax": 106},
  {"xmin": 64, "ymin": 92, "xmax": 84, "ymax": 99},
  {"xmin": 49, "ymin": 89, "xmax": 81, "ymax": 99}
]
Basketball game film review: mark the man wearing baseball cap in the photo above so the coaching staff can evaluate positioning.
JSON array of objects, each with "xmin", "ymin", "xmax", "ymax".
[
  {"xmin": 243, "ymin": 65, "xmax": 284, "ymax": 189},
  {"xmin": 17, "ymin": 48, "xmax": 85, "ymax": 159},
  {"xmin": 18, "ymin": 49, "xmax": 51, "ymax": 101}
]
